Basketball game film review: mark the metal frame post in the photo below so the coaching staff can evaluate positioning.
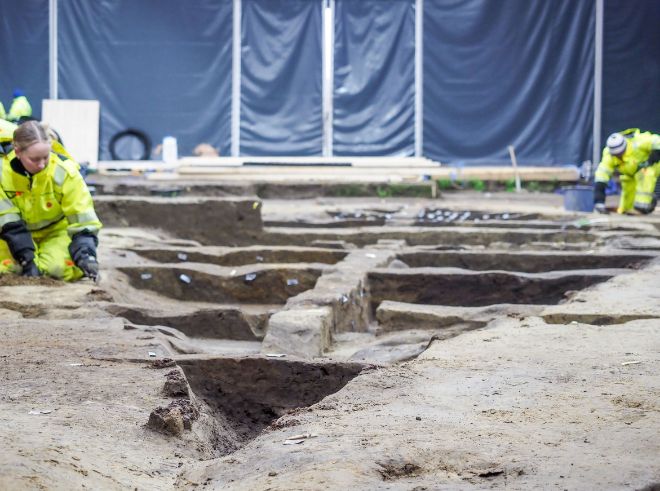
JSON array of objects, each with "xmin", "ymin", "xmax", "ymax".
[
  {"xmin": 322, "ymin": 0, "xmax": 335, "ymax": 157},
  {"xmin": 49, "ymin": 0, "xmax": 58, "ymax": 99},
  {"xmin": 593, "ymin": 0, "xmax": 603, "ymax": 165},
  {"xmin": 414, "ymin": 0, "xmax": 423, "ymax": 157},
  {"xmin": 231, "ymin": 0, "xmax": 242, "ymax": 157}
]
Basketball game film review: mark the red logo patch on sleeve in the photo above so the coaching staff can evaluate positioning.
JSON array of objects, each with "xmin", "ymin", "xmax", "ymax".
[{"xmin": 46, "ymin": 202, "xmax": 52, "ymax": 208}]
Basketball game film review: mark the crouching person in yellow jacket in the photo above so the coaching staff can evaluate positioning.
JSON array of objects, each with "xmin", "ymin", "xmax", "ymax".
[
  {"xmin": 7, "ymin": 90, "xmax": 33, "ymax": 123},
  {"xmin": 594, "ymin": 128, "xmax": 660, "ymax": 214},
  {"xmin": 0, "ymin": 121, "xmax": 102, "ymax": 281}
]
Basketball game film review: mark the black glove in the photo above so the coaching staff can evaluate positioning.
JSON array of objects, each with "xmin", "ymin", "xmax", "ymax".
[
  {"xmin": 648, "ymin": 149, "xmax": 660, "ymax": 165},
  {"xmin": 69, "ymin": 231, "xmax": 99, "ymax": 279},
  {"xmin": 0, "ymin": 220, "xmax": 37, "ymax": 271},
  {"xmin": 21, "ymin": 259, "xmax": 41, "ymax": 277},
  {"xmin": 76, "ymin": 253, "xmax": 99, "ymax": 280},
  {"xmin": 593, "ymin": 181, "xmax": 607, "ymax": 205}
]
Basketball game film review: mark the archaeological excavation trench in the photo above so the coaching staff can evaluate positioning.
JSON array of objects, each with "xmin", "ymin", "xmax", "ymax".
[{"xmin": 92, "ymin": 196, "xmax": 660, "ymax": 449}]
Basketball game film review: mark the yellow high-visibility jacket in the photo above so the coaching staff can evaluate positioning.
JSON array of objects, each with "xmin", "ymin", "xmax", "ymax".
[
  {"xmin": 7, "ymin": 96, "xmax": 32, "ymax": 122},
  {"xmin": 0, "ymin": 119, "xmax": 15, "ymax": 143},
  {"xmin": 0, "ymin": 150, "xmax": 102, "ymax": 238},
  {"xmin": 595, "ymin": 129, "xmax": 660, "ymax": 183}
]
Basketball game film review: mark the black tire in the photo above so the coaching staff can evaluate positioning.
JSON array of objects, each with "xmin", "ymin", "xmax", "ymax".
[{"xmin": 109, "ymin": 128, "xmax": 151, "ymax": 161}]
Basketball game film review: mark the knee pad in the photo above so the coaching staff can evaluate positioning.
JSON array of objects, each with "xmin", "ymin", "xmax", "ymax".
[{"xmin": 634, "ymin": 197, "xmax": 657, "ymax": 214}]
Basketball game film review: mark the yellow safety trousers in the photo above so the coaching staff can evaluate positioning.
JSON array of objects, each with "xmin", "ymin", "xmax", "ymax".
[
  {"xmin": 618, "ymin": 163, "xmax": 660, "ymax": 214},
  {"xmin": 0, "ymin": 217, "xmax": 84, "ymax": 281}
]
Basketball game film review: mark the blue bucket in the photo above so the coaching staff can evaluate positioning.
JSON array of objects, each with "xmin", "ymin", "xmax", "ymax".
[{"xmin": 563, "ymin": 185, "xmax": 594, "ymax": 212}]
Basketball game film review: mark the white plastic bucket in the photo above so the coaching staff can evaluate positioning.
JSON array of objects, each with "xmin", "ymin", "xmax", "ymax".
[{"xmin": 162, "ymin": 136, "xmax": 178, "ymax": 163}]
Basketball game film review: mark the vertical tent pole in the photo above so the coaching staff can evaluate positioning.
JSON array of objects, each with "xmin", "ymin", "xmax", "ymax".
[
  {"xmin": 49, "ymin": 0, "xmax": 58, "ymax": 99},
  {"xmin": 322, "ymin": 0, "xmax": 335, "ymax": 157},
  {"xmin": 593, "ymin": 0, "xmax": 603, "ymax": 166},
  {"xmin": 414, "ymin": 0, "xmax": 423, "ymax": 157},
  {"xmin": 231, "ymin": 0, "xmax": 242, "ymax": 157}
]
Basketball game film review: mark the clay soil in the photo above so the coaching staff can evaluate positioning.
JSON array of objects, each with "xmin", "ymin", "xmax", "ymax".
[{"xmin": 1, "ymin": 192, "xmax": 659, "ymax": 490}]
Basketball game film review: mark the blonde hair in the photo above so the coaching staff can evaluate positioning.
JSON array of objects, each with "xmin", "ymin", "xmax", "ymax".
[{"xmin": 13, "ymin": 120, "xmax": 51, "ymax": 151}]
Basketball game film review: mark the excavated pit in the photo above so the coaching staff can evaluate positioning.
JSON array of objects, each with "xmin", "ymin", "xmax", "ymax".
[
  {"xmin": 260, "ymin": 226, "xmax": 607, "ymax": 248},
  {"xmin": 177, "ymin": 356, "xmax": 368, "ymax": 443},
  {"xmin": 396, "ymin": 251, "xmax": 653, "ymax": 272},
  {"xmin": 367, "ymin": 269, "xmax": 616, "ymax": 308},
  {"xmin": 118, "ymin": 264, "xmax": 324, "ymax": 304},
  {"xmin": 130, "ymin": 246, "xmax": 348, "ymax": 266},
  {"xmin": 94, "ymin": 196, "xmax": 263, "ymax": 246},
  {"xmin": 105, "ymin": 304, "xmax": 273, "ymax": 340}
]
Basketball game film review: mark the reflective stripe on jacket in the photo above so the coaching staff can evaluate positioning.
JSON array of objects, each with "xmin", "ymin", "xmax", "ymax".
[{"xmin": 0, "ymin": 150, "xmax": 102, "ymax": 237}]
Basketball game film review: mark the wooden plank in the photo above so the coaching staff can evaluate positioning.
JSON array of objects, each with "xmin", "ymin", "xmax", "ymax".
[
  {"xmin": 42, "ymin": 99, "xmax": 100, "ymax": 166},
  {"xmin": 141, "ymin": 166, "xmax": 578, "ymax": 183},
  {"xmin": 446, "ymin": 166, "xmax": 579, "ymax": 181},
  {"xmin": 145, "ymin": 172, "xmax": 399, "ymax": 183},
  {"xmin": 175, "ymin": 165, "xmax": 578, "ymax": 180}
]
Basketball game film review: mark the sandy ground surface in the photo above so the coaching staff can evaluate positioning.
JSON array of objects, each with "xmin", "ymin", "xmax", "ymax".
[
  {"xmin": 183, "ymin": 321, "xmax": 660, "ymax": 490},
  {"xmin": 0, "ymin": 295, "xmax": 224, "ymax": 490},
  {"xmin": 0, "ymin": 191, "xmax": 659, "ymax": 490},
  {"xmin": 181, "ymin": 263, "xmax": 660, "ymax": 490}
]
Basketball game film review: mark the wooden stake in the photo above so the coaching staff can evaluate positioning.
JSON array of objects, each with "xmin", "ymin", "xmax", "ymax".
[{"xmin": 508, "ymin": 145, "xmax": 522, "ymax": 193}]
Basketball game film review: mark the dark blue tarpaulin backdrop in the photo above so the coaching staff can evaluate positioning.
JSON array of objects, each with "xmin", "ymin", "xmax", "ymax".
[
  {"xmin": 58, "ymin": 0, "xmax": 233, "ymax": 160},
  {"xmin": 602, "ymin": 0, "xmax": 660, "ymax": 143},
  {"xmin": 423, "ymin": 0, "xmax": 594, "ymax": 166},
  {"xmin": 0, "ymin": 0, "xmax": 49, "ymax": 120},
  {"xmin": 240, "ymin": 0, "xmax": 323, "ymax": 156},
  {"xmin": 1, "ymin": 0, "xmax": 658, "ymax": 163},
  {"xmin": 333, "ymin": 0, "xmax": 415, "ymax": 156}
]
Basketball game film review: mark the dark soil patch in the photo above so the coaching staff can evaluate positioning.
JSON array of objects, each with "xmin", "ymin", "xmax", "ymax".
[
  {"xmin": 377, "ymin": 461, "xmax": 422, "ymax": 480},
  {"xmin": 178, "ymin": 357, "xmax": 368, "ymax": 443},
  {"xmin": 0, "ymin": 275, "xmax": 64, "ymax": 287},
  {"xmin": 147, "ymin": 399, "xmax": 199, "ymax": 436}
]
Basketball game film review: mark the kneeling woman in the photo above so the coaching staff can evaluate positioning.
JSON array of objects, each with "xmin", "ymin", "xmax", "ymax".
[{"xmin": 0, "ymin": 121, "xmax": 102, "ymax": 281}]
